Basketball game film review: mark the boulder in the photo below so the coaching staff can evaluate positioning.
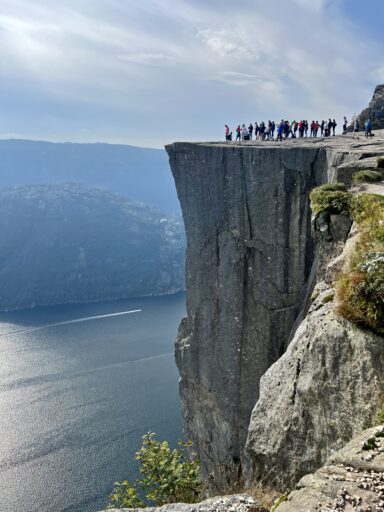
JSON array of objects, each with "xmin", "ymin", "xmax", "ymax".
[{"xmin": 275, "ymin": 426, "xmax": 384, "ymax": 511}]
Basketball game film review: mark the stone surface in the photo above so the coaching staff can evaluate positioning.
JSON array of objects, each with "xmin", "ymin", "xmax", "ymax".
[
  {"xmin": 274, "ymin": 426, "xmax": 384, "ymax": 511},
  {"xmin": 356, "ymin": 84, "xmax": 384, "ymax": 130},
  {"xmin": 166, "ymin": 132, "xmax": 384, "ymax": 492},
  {"xmin": 99, "ymin": 494, "xmax": 262, "ymax": 512},
  {"xmin": 246, "ymin": 288, "xmax": 384, "ymax": 490}
]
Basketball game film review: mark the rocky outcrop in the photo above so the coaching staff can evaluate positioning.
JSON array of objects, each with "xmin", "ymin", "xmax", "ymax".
[
  {"xmin": 274, "ymin": 426, "xmax": 384, "ymax": 511},
  {"xmin": 166, "ymin": 131, "xmax": 384, "ymax": 492},
  {"xmin": 246, "ymin": 283, "xmax": 384, "ymax": 490},
  {"xmin": 99, "ymin": 494, "xmax": 262, "ymax": 512},
  {"xmin": 356, "ymin": 84, "xmax": 384, "ymax": 130}
]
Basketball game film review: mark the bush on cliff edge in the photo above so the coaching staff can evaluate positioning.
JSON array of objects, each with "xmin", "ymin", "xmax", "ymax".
[
  {"xmin": 107, "ymin": 432, "xmax": 201, "ymax": 509},
  {"xmin": 335, "ymin": 193, "xmax": 384, "ymax": 335}
]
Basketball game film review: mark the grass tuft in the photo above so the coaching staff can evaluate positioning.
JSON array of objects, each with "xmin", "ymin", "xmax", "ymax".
[
  {"xmin": 353, "ymin": 170, "xmax": 383, "ymax": 186},
  {"xmin": 335, "ymin": 194, "xmax": 384, "ymax": 335}
]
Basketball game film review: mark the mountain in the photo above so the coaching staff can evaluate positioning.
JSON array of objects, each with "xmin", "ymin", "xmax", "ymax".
[
  {"xmin": 0, "ymin": 139, "xmax": 179, "ymax": 214},
  {"xmin": 0, "ymin": 184, "xmax": 185, "ymax": 310}
]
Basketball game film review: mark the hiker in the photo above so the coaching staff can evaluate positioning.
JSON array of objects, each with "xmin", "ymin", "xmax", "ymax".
[
  {"xmin": 242, "ymin": 124, "xmax": 250, "ymax": 141},
  {"xmin": 332, "ymin": 119, "xmax": 337, "ymax": 136},
  {"xmin": 365, "ymin": 119, "xmax": 372, "ymax": 138},
  {"xmin": 271, "ymin": 121, "xmax": 276, "ymax": 139},
  {"xmin": 292, "ymin": 120, "xmax": 298, "ymax": 138},
  {"xmin": 235, "ymin": 125, "xmax": 241, "ymax": 141},
  {"xmin": 304, "ymin": 120, "xmax": 309, "ymax": 137},
  {"xmin": 353, "ymin": 118, "xmax": 359, "ymax": 139},
  {"xmin": 320, "ymin": 120, "xmax": 325, "ymax": 137},
  {"xmin": 327, "ymin": 119, "xmax": 333, "ymax": 136},
  {"xmin": 254, "ymin": 122, "xmax": 259, "ymax": 139},
  {"xmin": 298, "ymin": 120, "xmax": 304, "ymax": 138},
  {"xmin": 225, "ymin": 124, "xmax": 230, "ymax": 141},
  {"xmin": 314, "ymin": 121, "xmax": 319, "ymax": 137},
  {"xmin": 276, "ymin": 120, "xmax": 284, "ymax": 142},
  {"xmin": 342, "ymin": 116, "xmax": 348, "ymax": 135},
  {"xmin": 248, "ymin": 123, "xmax": 253, "ymax": 140},
  {"xmin": 310, "ymin": 120, "xmax": 316, "ymax": 138},
  {"xmin": 259, "ymin": 122, "xmax": 265, "ymax": 139}
]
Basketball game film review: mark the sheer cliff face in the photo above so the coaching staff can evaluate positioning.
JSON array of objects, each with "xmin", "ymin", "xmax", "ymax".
[{"xmin": 166, "ymin": 142, "xmax": 327, "ymax": 489}]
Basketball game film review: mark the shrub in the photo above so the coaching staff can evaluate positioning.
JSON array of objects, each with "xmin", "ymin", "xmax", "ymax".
[
  {"xmin": 335, "ymin": 194, "xmax": 384, "ymax": 335},
  {"xmin": 377, "ymin": 156, "xmax": 384, "ymax": 169},
  {"xmin": 310, "ymin": 187, "xmax": 351, "ymax": 215},
  {"xmin": 353, "ymin": 170, "xmax": 383, "ymax": 185},
  {"xmin": 107, "ymin": 432, "xmax": 201, "ymax": 509},
  {"xmin": 315, "ymin": 182, "xmax": 347, "ymax": 192}
]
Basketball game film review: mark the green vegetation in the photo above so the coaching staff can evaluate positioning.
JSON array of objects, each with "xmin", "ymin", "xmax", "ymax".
[
  {"xmin": 271, "ymin": 493, "xmax": 289, "ymax": 511},
  {"xmin": 108, "ymin": 432, "xmax": 201, "ymax": 509},
  {"xmin": 309, "ymin": 183, "xmax": 350, "ymax": 215},
  {"xmin": 353, "ymin": 170, "xmax": 383, "ymax": 185},
  {"xmin": 322, "ymin": 292, "xmax": 335, "ymax": 303},
  {"xmin": 335, "ymin": 193, "xmax": 384, "ymax": 335},
  {"xmin": 376, "ymin": 408, "xmax": 384, "ymax": 425},
  {"xmin": 377, "ymin": 156, "xmax": 384, "ymax": 169}
]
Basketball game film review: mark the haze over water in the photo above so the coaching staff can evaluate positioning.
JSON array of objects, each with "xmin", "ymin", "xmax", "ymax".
[{"xmin": 0, "ymin": 293, "xmax": 185, "ymax": 512}]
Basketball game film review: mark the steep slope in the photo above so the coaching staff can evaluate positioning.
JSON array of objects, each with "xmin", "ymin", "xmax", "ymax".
[{"xmin": 0, "ymin": 184, "xmax": 185, "ymax": 310}]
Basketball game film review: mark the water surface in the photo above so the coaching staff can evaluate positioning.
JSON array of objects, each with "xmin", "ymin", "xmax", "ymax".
[{"xmin": 0, "ymin": 293, "xmax": 185, "ymax": 512}]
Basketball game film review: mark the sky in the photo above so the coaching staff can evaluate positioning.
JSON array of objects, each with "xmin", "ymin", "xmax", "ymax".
[{"xmin": 0, "ymin": 0, "xmax": 384, "ymax": 148}]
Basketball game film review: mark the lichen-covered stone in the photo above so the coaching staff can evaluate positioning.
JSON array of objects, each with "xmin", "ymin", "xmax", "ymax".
[
  {"xmin": 99, "ymin": 493, "xmax": 260, "ymax": 512},
  {"xmin": 274, "ymin": 426, "xmax": 384, "ymax": 512}
]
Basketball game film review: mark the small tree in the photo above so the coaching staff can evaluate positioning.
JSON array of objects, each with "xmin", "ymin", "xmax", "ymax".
[{"xmin": 108, "ymin": 432, "xmax": 201, "ymax": 509}]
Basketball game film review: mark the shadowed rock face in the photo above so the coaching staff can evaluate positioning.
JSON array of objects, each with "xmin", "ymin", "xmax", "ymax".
[{"xmin": 166, "ymin": 142, "xmax": 328, "ymax": 489}]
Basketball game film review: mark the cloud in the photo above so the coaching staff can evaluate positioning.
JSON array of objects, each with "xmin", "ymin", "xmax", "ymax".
[
  {"xmin": 118, "ymin": 53, "xmax": 176, "ymax": 68},
  {"xmin": 0, "ymin": 0, "xmax": 383, "ymax": 145}
]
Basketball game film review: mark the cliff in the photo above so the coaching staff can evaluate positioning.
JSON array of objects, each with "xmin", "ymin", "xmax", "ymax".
[{"xmin": 166, "ymin": 132, "xmax": 384, "ymax": 492}]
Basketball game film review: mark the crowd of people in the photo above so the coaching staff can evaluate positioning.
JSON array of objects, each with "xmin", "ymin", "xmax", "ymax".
[{"xmin": 225, "ymin": 116, "xmax": 373, "ymax": 142}]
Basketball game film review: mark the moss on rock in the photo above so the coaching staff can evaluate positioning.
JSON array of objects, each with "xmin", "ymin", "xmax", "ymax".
[{"xmin": 353, "ymin": 170, "xmax": 383, "ymax": 185}]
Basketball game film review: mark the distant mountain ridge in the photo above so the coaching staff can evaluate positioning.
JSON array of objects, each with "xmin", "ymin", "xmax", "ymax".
[
  {"xmin": 0, "ymin": 139, "xmax": 179, "ymax": 214},
  {"xmin": 0, "ymin": 183, "xmax": 185, "ymax": 310}
]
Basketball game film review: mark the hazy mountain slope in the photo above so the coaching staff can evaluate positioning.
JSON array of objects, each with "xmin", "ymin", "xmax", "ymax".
[
  {"xmin": 0, "ymin": 184, "xmax": 185, "ymax": 310},
  {"xmin": 0, "ymin": 139, "xmax": 179, "ymax": 213}
]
